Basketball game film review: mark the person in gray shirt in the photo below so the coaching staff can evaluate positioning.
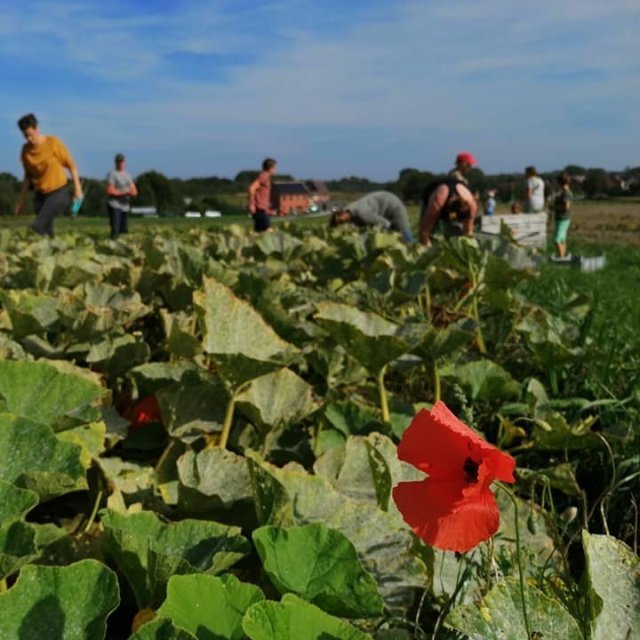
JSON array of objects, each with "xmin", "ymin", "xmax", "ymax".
[
  {"xmin": 106, "ymin": 153, "xmax": 138, "ymax": 239},
  {"xmin": 330, "ymin": 191, "xmax": 414, "ymax": 242}
]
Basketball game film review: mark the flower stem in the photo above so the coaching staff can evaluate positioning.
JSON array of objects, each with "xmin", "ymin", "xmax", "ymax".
[
  {"xmin": 497, "ymin": 484, "xmax": 531, "ymax": 639},
  {"xmin": 377, "ymin": 365, "xmax": 390, "ymax": 424},
  {"xmin": 431, "ymin": 360, "xmax": 441, "ymax": 404},
  {"xmin": 469, "ymin": 268, "xmax": 487, "ymax": 354}
]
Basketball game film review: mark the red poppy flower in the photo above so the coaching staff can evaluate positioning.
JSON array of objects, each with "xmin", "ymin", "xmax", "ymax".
[
  {"xmin": 392, "ymin": 401, "xmax": 515, "ymax": 552},
  {"xmin": 124, "ymin": 395, "xmax": 162, "ymax": 430}
]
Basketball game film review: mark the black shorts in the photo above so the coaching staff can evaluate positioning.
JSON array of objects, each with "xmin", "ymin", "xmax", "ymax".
[{"xmin": 253, "ymin": 209, "xmax": 271, "ymax": 232}]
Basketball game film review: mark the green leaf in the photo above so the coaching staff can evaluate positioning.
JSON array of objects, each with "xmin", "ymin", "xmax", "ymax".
[
  {"xmin": 0, "ymin": 360, "xmax": 106, "ymax": 430},
  {"xmin": 177, "ymin": 448, "xmax": 254, "ymax": 524},
  {"xmin": 243, "ymin": 593, "xmax": 371, "ymax": 640},
  {"xmin": 0, "ymin": 414, "xmax": 87, "ymax": 500},
  {"xmin": 157, "ymin": 574, "xmax": 264, "ymax": 640},
  {"xmin": 157, "ymin": 379, "xmax": 228, "ymax": 442},
  {"xmin": 314, "ymin": 301, "xmax": 421, "ymax": 375},
  {"xmin": 0, "ymin": 521, "xmax": 37, "ymax": 579},
  {"xmin": 253, "ymin": 524, "xmax": 383, "ymax": 618},
  {"xmin": 0, "ymin": 289, "xmax": 59, "ymax": 338},
  {"xmin": 131, "ymin": 618, "xmax": 197, "ymax": 640},
  {"xmin": 447, "ymin": 578, "xmax": 582, "ymax": 640},
  {"xmin": 235, "ymin": 369, "xmax": 319, "ymax": 431},
  {"xmin": 247, "ymin": 452, "xmax": 428, "ymax": 611},
  {"xmin": 194, "ymin": 278, "xmax": 298, "ymax": 389},
  {"xmin": 0, "ymin": 481, "xmax": 39, "ymax": 525},
  {"xmin": 440, "ymin": 359, "xmax": 520, "ymax": 402},
  {"xmin": 0, "ymin": 560, "xmax": 120, "ymax": 640},
  {"xmin": 102, "ymin": 509, "xmax": 250, "ymax": 609},
  {"xmin": 582, "ymin": 531, "xmax": 640, "ymax": 640},
  {"xmin": 86, "ymin": 333, "xmax": 151, "ymax": 376}
]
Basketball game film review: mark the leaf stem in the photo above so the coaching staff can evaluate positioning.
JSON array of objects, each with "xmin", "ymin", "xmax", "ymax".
[
  {"xmin": 218, "ymin": 392, "xmax": 237, "ymax": 449},
  {"xmin": 497, "ymin": 484, "xmax": 531, "ymax": 639},
  {"xmin": 83, "ymin": 490, "xmax": 103, "ymax": 534},
  {"xmin": 377, "ymin": 365, "xmax": 390, "ymax": 424}
]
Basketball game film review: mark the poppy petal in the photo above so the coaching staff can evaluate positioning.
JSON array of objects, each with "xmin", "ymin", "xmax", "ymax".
[
  {"xmin": 397, "ymin": 403, "xmax": 482, "ymax": 478},
  {"xmin": 393, "ymin": 477, "xmax": 501, "ymax": 552}
]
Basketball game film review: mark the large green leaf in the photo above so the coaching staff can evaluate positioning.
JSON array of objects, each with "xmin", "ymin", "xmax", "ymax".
[
  {"xmin": 314, "ymin": 301, "xmax": 421, "ymax": 375},
  {"xmin": 131, "ymin": 618, "xmax": 197, "ymax": 640},
  {"xmin": 253, "ymin": 524, "xmax": 383, "ymax": 618},
  {"xmin": 193, "ymin": 278, "xmax": 298, "ymax": 388},
  {"xmin": 102, "ymin": 509, "xmax": 250, "ymax": 609},
  {"xmin": 157, "ymin": 574, "xmax": 264, "ymax": 640},
  {"xmin": 0, "ymin": 360, "xmax": 106, "ymax": 430},
  {"xmin": 0, "ymin": 482, "xmax": 39, "ymax": 578},
  {"xmin": 0, "ymin": 414, "xmax": 87, "ymax": 500},
  {"xmin": 440, "ymin": 359, "xmax": 520, "ymax": 402},
  {"xmin": 0, "ymin": 481, "xmax": 39, "ymax": 525},
  {"xmin": 235, "ymin": 368, "xmax": 319, "ymax": 431},
  {"xmin": 0, "ymin": 560, "xmax": 120, "ymax": 640},
  {"xmin": 157, "ymin": 379, "xmax": 228, "ymax": 442},
  {"xmin": 86, "ymin": 333, "xmax": 151, "ymax": 376},
  {"xmin": 0, "ymin": 289, "xmax": 59, "ymax": 338},
  {"xmin": 583, "ymin": 531, "xmax": 640, "ymax": 640},
  {"xmin": 447, "ymin": 578, "xmax": 582, "ymax": 640},
  {"xmin": 243, "ymin": 593, "xmax": 371, "ymax": 640},
  {"xmin": 247, "ymin": 452, "xmax": 428, "ymax": 611},
  {"xmin": 177, "ymin": 448, "xmax": 254, "ymax": 524}
]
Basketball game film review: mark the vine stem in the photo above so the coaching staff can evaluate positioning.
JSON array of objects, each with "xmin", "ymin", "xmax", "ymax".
[
  {"xmin": 377, "ymin": 365, "xmax": 390, "ymax": 424},
  {"xmin": 497, "ymin": 483, "xmax": 532, "ymax": 639}
]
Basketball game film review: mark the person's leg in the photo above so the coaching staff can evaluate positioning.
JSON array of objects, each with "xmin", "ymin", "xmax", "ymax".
[
  {"xmin": 108, "ymin": 206, "xmax": 118, "ymax": 239},
  {"xmin": 553, "ymin": 219, "xmax": 570, "ymax": 257},
  {"xmin": 32, "ymin": 188, "xmax": 68, "ymax": 237},
  {"xmin": 120, "ymin": 209, "xmax": 129, "ymax": 235}
]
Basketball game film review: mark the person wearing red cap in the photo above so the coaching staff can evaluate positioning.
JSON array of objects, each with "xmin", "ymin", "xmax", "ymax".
[{"xmin": 449, "ymin": 151, "xmax": 477, "ymax": 184}]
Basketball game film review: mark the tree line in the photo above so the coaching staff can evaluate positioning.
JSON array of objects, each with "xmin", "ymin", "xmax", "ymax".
[{"xmin": 1, "ymin": 165, "xmax": 639, "ymax": 217}]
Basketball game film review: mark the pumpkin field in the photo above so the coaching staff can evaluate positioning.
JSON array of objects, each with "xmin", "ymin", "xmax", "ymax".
[{"xmin": 0, "ymin": 217, "xmax": 638, "ymax": 640}]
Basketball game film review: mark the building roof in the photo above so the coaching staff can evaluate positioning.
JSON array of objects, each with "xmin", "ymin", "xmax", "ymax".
[
  {"xmin": 305, "ymin": 179, "xmax": 330, "ymax": 195},
  {"xmin": 273, "ymin": 182, "xmax": 309, "ymax": 195}
]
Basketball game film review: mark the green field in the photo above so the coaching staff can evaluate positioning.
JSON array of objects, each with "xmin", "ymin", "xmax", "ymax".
[{"xmin": 0, "ymin": 201, "xmax": 638, "ymax": 639}]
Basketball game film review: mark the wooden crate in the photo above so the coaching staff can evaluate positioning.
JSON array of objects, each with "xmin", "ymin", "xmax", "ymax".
[{"xmin": 480, "ymin": 212, "xmax": 547, "ymax": 248}]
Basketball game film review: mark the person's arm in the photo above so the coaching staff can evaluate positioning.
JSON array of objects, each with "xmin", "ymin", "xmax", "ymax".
[
  {"xmin": 353, "ymin": 205, "xmax": 391, "ymax": 230},
  {"xmin": 56, "ymin": 138, "xmax": 82, "ymax": 199},
  {"xmin": 128, "ymin": 178, "xmax": 138, "ymax": 198},
  {"xmin": 14, "ymin": 175, "xmax": 29, "ymax": 215},
  {"xmin": 247, "ymin": 178, "xmax": 259, "ymax": 213}
]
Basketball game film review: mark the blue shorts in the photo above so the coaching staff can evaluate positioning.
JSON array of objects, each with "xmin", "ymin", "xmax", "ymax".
[
  {"xmin": 253, "ymin": 209, "xmax": 271, "ymax": 232},
  {"xmin": 553, "ymin": 219, "xmax": 571, "ymax": 244}
]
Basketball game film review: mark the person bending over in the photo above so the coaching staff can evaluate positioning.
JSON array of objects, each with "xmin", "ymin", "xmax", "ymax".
[
  {"xmin": 419, "ymin": 177, "xmax": 478, "ymax": 246},
  {"xmin": 330, "ymin": 191, "xmax": 414, "ymax": 242}
]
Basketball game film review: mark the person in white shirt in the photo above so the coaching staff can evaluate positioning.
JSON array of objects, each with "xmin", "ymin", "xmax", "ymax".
[{"xmin": 525, "ymin": 166, "xmax": 545, "ymax": 213}]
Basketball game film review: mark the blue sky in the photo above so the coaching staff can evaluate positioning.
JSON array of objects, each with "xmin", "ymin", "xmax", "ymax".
[{"xmin": 1, "ymin": 0, "xmax": 639, "ymax": 181}]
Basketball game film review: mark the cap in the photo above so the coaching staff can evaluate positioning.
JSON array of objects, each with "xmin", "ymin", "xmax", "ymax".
[
  {"xmin": 115, "ymin": 153, "xmax": 125, "ymax": 163},
  {"xmin": 456, "ymin": 151, "xmax": 477, "ymax": 166}
]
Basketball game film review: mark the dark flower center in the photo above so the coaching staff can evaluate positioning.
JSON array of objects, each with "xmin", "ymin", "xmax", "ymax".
[{"xmin": 463, "ymin": 457, "xmax": 479, "ymax": 484}]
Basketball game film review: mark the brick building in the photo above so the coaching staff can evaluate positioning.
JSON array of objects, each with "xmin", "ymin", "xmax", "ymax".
[{"xmin": 271, "ymin": 182, "xmax": 310, "ymax": 215}]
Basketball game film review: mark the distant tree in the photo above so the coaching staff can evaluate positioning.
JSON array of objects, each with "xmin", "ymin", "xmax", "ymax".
[
  {"xmin": 564, "ymin": 164, "xmax": 587, "ymax": 175},
  {"xmin": 582, "ymin": 169, "xmax": 609, "ymax": 198},
  {"xmin": 135, "ymin": 171, "xmax": 181, "ymax": 212},
  {"xmin": 0, "ymin": 193, "xmax": 14, "ymax": 216},
  {"xmin": 466, "ymin": 168, "xmax": 486, "ymax": 194},
  {"xmin": 79, "ymin": 177, "xmax": 107, "ymax": 217}
]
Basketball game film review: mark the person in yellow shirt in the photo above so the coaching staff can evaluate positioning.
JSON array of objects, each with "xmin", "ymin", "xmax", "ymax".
[{"xmin": 15, "ymin": 113, "xmax": 83, "ymax": 237}]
